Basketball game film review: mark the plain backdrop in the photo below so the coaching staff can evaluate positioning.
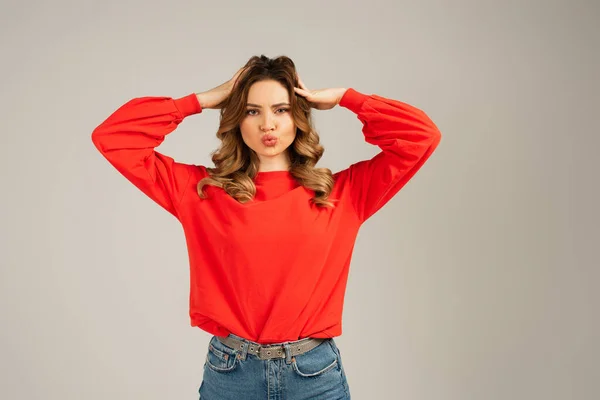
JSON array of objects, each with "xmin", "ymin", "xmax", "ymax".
[{"xmin": 1, "ymin": 0, "xmax": 598, "ymax": 399}]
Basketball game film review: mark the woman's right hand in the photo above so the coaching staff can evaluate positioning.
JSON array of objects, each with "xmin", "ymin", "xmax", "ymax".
[{"xmin": 196, "ymin": 67, "xmax": 245, "ymax": 109}]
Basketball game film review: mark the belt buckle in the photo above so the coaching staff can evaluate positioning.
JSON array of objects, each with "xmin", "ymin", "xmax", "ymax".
[{"xmin": 259, "ymin": 343, "xmax": 285, "ymax": 360}]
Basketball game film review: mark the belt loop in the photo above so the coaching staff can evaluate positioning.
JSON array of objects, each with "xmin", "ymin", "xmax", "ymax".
[
  {"xmin": 283, "ymin": 342, "xmax": 292, "ymax": 365},
  {"xmin": 240, "ymin": 340, "xmax": 249, "ymax": 361}
]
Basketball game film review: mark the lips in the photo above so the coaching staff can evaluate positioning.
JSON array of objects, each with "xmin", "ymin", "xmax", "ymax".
[{"xmin": 261, "ymin": 135, "xmax": 278, "ymax": 145}]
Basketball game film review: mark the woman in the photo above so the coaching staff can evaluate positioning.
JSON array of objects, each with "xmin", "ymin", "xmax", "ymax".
[{"xmin": 91, "ymin": 55, "xmax": 441, "ymax": 399}]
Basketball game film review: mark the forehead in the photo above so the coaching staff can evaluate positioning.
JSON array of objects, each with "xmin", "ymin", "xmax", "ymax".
[{"xmin": 246, "ymin": 80, "xmax": 289, "ymax": 105}]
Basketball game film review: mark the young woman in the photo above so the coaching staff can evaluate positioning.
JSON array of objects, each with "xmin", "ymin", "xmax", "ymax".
[{"xmin": 91, "ymin": 55, "xmax": 441, "ymax": 399}]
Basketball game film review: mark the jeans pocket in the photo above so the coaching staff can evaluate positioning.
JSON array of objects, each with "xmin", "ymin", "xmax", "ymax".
[
  {"xmin": 329, "ymin": 339, "xmax": 350, "ymax": 393},
  {"xmin": 205, "ymin": 336, "xmax": 239, "ymax": 373},
  {"xmin": 328, "ymin": 339, "xmax": 345, "ymax": 372},
  {"xmin": 291, "ymin": 339, "xmax": 339, "ymax": 378}
]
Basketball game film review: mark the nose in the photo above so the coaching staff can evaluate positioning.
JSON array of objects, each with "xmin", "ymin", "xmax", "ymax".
[{"xmin": 259, "ymin": 113, "xmax": 275, "ymax": 132}]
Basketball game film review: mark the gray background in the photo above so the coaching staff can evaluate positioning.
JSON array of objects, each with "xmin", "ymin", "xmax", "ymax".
[{"xmin": 1, "ymin": 0, "xmax": 598, "ymax": 399}]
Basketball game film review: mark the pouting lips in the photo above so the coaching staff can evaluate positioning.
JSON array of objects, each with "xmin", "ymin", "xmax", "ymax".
[{"xmin": 261, "ymin": 135, "xmax": 278, "ymax": 146}]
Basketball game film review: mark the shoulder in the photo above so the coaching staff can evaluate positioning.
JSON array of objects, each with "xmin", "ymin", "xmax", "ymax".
[{"xmin": 186, "ymin": 164, "xmax": 211, "ymax": 180}]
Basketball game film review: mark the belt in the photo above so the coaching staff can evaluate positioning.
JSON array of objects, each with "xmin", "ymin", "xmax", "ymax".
[{"xmin": 216, "ymin": 335, "xmax": 327, "ymax": 360}]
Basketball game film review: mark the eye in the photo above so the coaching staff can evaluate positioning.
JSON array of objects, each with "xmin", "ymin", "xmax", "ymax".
[{"xmin": 246, "ymin": 108, "xmax": 289, "ymax": 116}]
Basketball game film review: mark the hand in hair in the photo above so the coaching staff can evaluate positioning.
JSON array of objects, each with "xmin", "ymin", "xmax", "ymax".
[
  {"xmin": 293, "ymin": 73, "xmax": 347, "ymax": 110},
  {"xmin": 196, "ymin": 67, "xmax": 246, "ymax": 109}
]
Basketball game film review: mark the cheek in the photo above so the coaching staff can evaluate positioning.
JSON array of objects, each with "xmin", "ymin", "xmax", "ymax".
[
  {"xmin": 280, "ymin": 120, "xmax": 297, "ymax": 144},
  {"xmin": 281, "ymin": 118, "xmax": 296, "ymax": 135},
  {"xmin": 239, "ymin": 118, "xmax": 251, "ymax": 133},
  {"xmin": 239, "ymin": 120, "xmax": 256, "ymax": 144}
]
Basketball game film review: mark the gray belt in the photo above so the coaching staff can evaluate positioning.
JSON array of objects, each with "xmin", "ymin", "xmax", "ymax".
[{"xmin": 216, "ymin": 335, "xmax": 326, "ymax": 360}]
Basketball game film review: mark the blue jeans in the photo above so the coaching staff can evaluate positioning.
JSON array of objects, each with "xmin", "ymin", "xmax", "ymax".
[{"xmin": 199, "ymin": 333, "xmax": 351, "ymax": 399}]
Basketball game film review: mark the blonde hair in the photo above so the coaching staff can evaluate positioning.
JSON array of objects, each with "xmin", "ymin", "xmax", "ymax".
[{"xmin": 197, "ymin": 55, "xmax": 336, "ymax": 208}]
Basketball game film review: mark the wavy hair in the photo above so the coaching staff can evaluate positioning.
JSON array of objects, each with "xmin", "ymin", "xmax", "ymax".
[{"xmin": 197, "ymin": 55, "xmax": 336, "ymax": 208}]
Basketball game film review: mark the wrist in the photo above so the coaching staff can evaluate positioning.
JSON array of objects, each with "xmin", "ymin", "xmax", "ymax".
[
  {"xmin": 337, "ymin": 88, "xmax": 349, "ymax": 104},
  {"xmin": 195, "ymin": 92, "xmax": 211, "ymax": 109}
]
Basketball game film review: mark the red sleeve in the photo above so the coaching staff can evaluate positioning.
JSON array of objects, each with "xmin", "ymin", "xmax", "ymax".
[
  {"xmin": 91, "ymin": 93, "xmax": 202, "ymax": 219},
  {"xmin": 338, "ymin": 88, "xmax": 442, "ymax": 223}
]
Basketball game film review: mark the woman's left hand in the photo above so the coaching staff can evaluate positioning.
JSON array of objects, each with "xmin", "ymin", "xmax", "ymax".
[{"xmin": 293, "ymin": 74, "xmax": 347, "ymax": 110}]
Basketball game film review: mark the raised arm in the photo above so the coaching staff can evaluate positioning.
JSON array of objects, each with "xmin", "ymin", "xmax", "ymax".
[
  {"xmin": 91, "ymin": 67, "xmax": 245, "ymax": 219},
  {"xmin": 338, "ymin": 88, "xmax": 442, "ymax": 222},
  {"xmin": 91, "ymin": 94, "xmax": 202, "ymax": 219}
]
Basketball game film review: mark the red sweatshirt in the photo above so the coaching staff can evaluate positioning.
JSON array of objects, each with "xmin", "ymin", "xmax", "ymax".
[{"xmin": 91, "ymin": 88, "xmax": 441, "ymax": 344}]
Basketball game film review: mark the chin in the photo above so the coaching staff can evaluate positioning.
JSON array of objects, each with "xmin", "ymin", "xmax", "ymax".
[{"xmin": 257, "ymin": 148, "xmax": 284, "ymax": 157}]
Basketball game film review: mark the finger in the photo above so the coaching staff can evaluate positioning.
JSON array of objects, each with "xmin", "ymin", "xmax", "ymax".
[
  {"xmin": 296, "ymin": 73, "xmax": 309, "ymax": 91},
  {"xmin": 231, "ymin": 68, "xmax": 242, "ymax": 82},
  {"xmin": 294, "ymin": 86, "xmax": 309, "ymax": 97},
  {"xmin": 299, "ymin": 78, "xmax": 309, "ymax": 91},
  {"xmin": 231, "ymin": 67, "xmax": 246, "ymax": 87}
]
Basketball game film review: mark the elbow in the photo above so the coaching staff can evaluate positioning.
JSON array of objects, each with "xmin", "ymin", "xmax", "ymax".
[
  {"xmin": 433, "ymin": 128, "xmax": 442, "ymax": 143},
  {"xmin": 90, "ymin": 127, "xmax": 101, "ymax": 150},
  {"xmin": 428, "ymin": 121, "xmax": 442, "ymax": 146},
  {"xmin": 424, "ymin": 127, "xmax": 442, "ymax": 155},
  {"xmin": 431, "ymin": 129, "xmax": 442, "ymax": 150},
  {"xmin": 90, "ymin": 124, "xmax": 108, "ymax": 153}
]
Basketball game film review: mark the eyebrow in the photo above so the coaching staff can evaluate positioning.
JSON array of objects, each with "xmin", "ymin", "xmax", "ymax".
[{"xmin": 246, "ymin": 102, "xmax": 290, "ymax": 108}]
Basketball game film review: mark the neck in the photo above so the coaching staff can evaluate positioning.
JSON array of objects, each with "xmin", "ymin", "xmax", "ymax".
[
  {"xmin": 258, "ymin": 166, "xmax": 290, "ymax": 172},
  {"xmin": 257, "ymin": 154, "xmax": 291, "ymax": 172}
]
